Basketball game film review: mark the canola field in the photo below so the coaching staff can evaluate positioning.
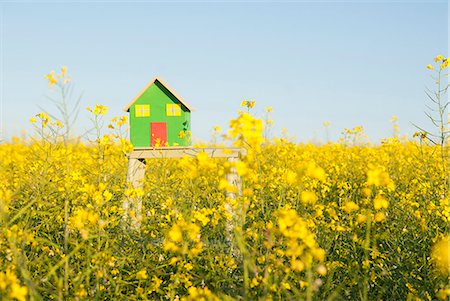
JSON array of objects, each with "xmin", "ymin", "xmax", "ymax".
[
  {"xmin": 1, "ymin": 60, "xmax": 449, "ymax": 300},
  {"xmin": 0, "ymin": 113, "xmax": 449, "ymax": 301}
]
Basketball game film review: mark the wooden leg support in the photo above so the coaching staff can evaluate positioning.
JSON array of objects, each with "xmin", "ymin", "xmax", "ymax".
[
  {"xmin": 225, "ymin": 157, "xmax": 242, "ymax": 254},
  {"xmin": 123, "ymin": 158, "xmax": 146, "ymax": 230},
  {"xmin": 226, "ymin": 157, "xmax": 242, "ymax": 200}
]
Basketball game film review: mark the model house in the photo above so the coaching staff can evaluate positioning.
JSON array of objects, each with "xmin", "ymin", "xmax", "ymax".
[{"xmin": 124, "ymin": 77, "xmax": 192, "ymax": 148}]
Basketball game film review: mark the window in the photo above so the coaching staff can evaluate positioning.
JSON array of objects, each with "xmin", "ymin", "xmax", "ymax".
[
  {"xmin": 135, "ymin": 104, "xmax": 150, "ymax": 117},
  {"xmin": 166, "ymin": 104, "xmax": 181, "ymax": 116}
]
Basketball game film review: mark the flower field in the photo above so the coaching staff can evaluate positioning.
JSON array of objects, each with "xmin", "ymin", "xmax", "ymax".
[
  {"xmin": 0, "ymin": 114, "xmax": 449, "ymax": 300},
  {"xmin": 0, "ymin": 59, "xmax": 449, "ymax": 300}
]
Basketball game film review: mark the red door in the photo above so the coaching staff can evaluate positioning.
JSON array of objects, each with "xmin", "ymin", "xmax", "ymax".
[{"xmin": 150, "ymin": 122, "xmax": 167, "ymax": 147}]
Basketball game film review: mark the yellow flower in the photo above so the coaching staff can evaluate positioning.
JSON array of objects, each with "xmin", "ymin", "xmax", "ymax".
[
  {"xmin": 163, "ymin": 219, "xmax": 203, "ymax": 257},
  {"xmin": 311, "ymin": 247, "xmax": 326, "ymax": 261},
  {"xmin": 136, "ymin": 269, "xmax": 148, "ymax": 280},
  {"xmin": 247, "ymin": 100, "xmax": 256, "ymax": 108},
  {"xmin": 168, "ymin": 224, "xmax": 183, "ymax": 242},
  {"xmin": 306, "ymin": 162, "xmax": 326, "ymax": 181},
  {"xmin": 69, "ymin": 208, "xmax": 99, "ymax": 240},
  {"xmin": 434, "ymin": 55, "xmax": 444, "ymax": 62},
  {"xmin": 241, "ymin": 99, "xmax": 256, "ymax": 109},
  {"xmin": 193, "ymin": 209, "xmax": 211, "ymax": 226},
  {"xmin": 75, "ymin": 285, "xmax": 87, "ymax": 298},
  {"xmin": 301, "ymin": 191, "xmax": 318, "ymax": 204},
  {"xmin": 427, "ymin": 64, "xmax": 434, "ymax": 70},
  {"xmin": 181, "ymin": 286, "xmax": 220, "ymax": 301},
  {"xmin": 316, "ymin": 264, "xmax": 327, "ymax": 276},
  {"xmin": 374, "ymin": 212, "xmax": 386, "ymax": 222},
  {"xmin": 229, "ymin": 112, "xmax": 264, "ymax": 151},
  {"xmin": 149, "ymin": 276, "xmax": 163, "ymax": 293},
  {"xmin": 291, "ymin": 259, "xmax": 305, "ymax": 271},
  {"xmin": 44, "ymin": 70, "xmax": 57, "ymax": 87},
  {"xmin": 373, "ymin": 195, "xmax": 389, "ymax": 210},
  {"xmin": 431, "ymin": 236, "xmax": 450, "ymax": 275},
  {"xmin": 366, "ymin": 166, "xmax": 395, "ymax": 190},
  {"xmin": 343, "ymin": 201, "xmax": 359, "ymax": 213},
  {"xmin": 284, "ymin": 170, "xmax": 297, "ymax": 185},
  {"xmin": 0, "ymin": 269, "xmax": 28, "ymax": 301},
  {"xmin": 357, "ymin": 214, "xmax": 367, "ymax": 224},
  {"xmin": 9, "ymin": 283, "xmax": 28, "ymax": 301},
  {"xmin": 437, "ymin": 288, "xmax": 450, "ymax": 300},
  {"xmin": 36, "ymin": 112, "xmax": 50, "ymax": 128},
  {"xmin": 93, "ymin": 104, "xmax": 108, "ymax": 115}
]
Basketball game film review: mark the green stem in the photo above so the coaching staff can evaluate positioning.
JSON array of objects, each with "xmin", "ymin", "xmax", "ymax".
[
  {"xmin": 362, "ymin": 214, "xmax": 372, "ymax": 301},
  {"xmin": 306, "ymin": 264, "xmax": 313, "ymax": 301},
  {"xmin": 64, "ymin": 189, "xmax": 69, "ymax": 297},
  {"xmin": 437, "ymin": 70, "xmax": 447, "ymax": 194}
]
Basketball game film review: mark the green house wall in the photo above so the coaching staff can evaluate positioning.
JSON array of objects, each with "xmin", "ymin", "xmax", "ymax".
[{"xmin": 129, "ymin": 80, "xmax": 191, "ymax": 147}]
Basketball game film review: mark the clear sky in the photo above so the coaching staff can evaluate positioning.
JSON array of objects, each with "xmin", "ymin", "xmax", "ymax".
[{"xmin": 1, "ymin": 0, "xmax": 448, "ymax": 144}]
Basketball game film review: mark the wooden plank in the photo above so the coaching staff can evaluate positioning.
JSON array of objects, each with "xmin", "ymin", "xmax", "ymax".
[{"xmin": 128, "ymin": 147, "xmax": 246, "ymax": 159}]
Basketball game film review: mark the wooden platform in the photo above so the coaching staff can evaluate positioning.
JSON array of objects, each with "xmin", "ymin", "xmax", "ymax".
[
  {"xmin": 128, "ymin": 147, "xmax": 246, "ymax": 159},
  {"xmin": 123, "ymin": 147, "xmax": 246, "ymax": 230}
]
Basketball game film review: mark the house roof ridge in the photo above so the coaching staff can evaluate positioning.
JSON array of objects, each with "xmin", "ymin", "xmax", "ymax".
[{"xmin": 123, "ymin": 76, "xmax": 194, "ymax": 112}]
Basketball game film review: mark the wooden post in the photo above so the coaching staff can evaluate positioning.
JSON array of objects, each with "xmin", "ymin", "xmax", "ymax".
[
  {"xmin": 226, "ymin": 157, "xmax": 242, "ymax": 200},
  {"xmin": 123, "ymin": 157, "xmax": 146, "ymax": 229},
  {"xmin": 225, "ymin": 157, "xmax": 242, "ymax": 255}
]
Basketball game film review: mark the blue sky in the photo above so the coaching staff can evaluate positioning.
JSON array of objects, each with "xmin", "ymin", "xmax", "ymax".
[{"xmin": 1, "ymin": 1, "xmax": 448, "ymax": 143}]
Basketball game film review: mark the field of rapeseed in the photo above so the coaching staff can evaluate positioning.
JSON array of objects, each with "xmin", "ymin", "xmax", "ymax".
[{"xmin": 0, "ymin": 58, "xmax": 449, "ymax": 300}]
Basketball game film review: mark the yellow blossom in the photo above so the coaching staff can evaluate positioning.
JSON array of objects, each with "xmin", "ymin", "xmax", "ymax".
[
  {"xmin": 181, "ymin": 286, "xmax": 220, "ymax": 301},
  {"xmin": 366, "ymin": 165, "xmax": 395, "ymax": 190},
  {"xmin": 301, "ymin": 191, "xmax": 318, "ymax": 204},
  {"xmin": 357, "ymin": 214, "xmax": 368, "ymax": 224},
  {"xmin": 435, "ymin": 55, "xmax": 444, "ymax": 62},
  {"xmin": 241, "ymin": 99, "xmax": 256, "ymax": 109},
  {"xmin": 374, "ymin": 212, "xmax": 386, "ymax": 222},
  {"xmin": 306, "ymin": 162, "xmax": 327, "ymax": 181},
  {"xmin": 343, "ymin": 201, "xmax": 359, "ymax": 213},
  {"xmin": 93, "ymin": 104, "xmax": 108, "ymax": 115},
  {"xmin": 373, "ymin": 194, "xmax": 389, "ymax": 210},
  {"xmin": 316, "ymin": 264, "xmax": 327, "ymax": 276},
  {"xmin": 431, "ymin": 236, "xmax": 450, "ymax": 275},
  {"xmin": 44, "ymin": 70, "xmax": 57, "ymax": 87},
  {"xmin": 136, "ymin": 269, "xmax": 148, "ymax": 280}
]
